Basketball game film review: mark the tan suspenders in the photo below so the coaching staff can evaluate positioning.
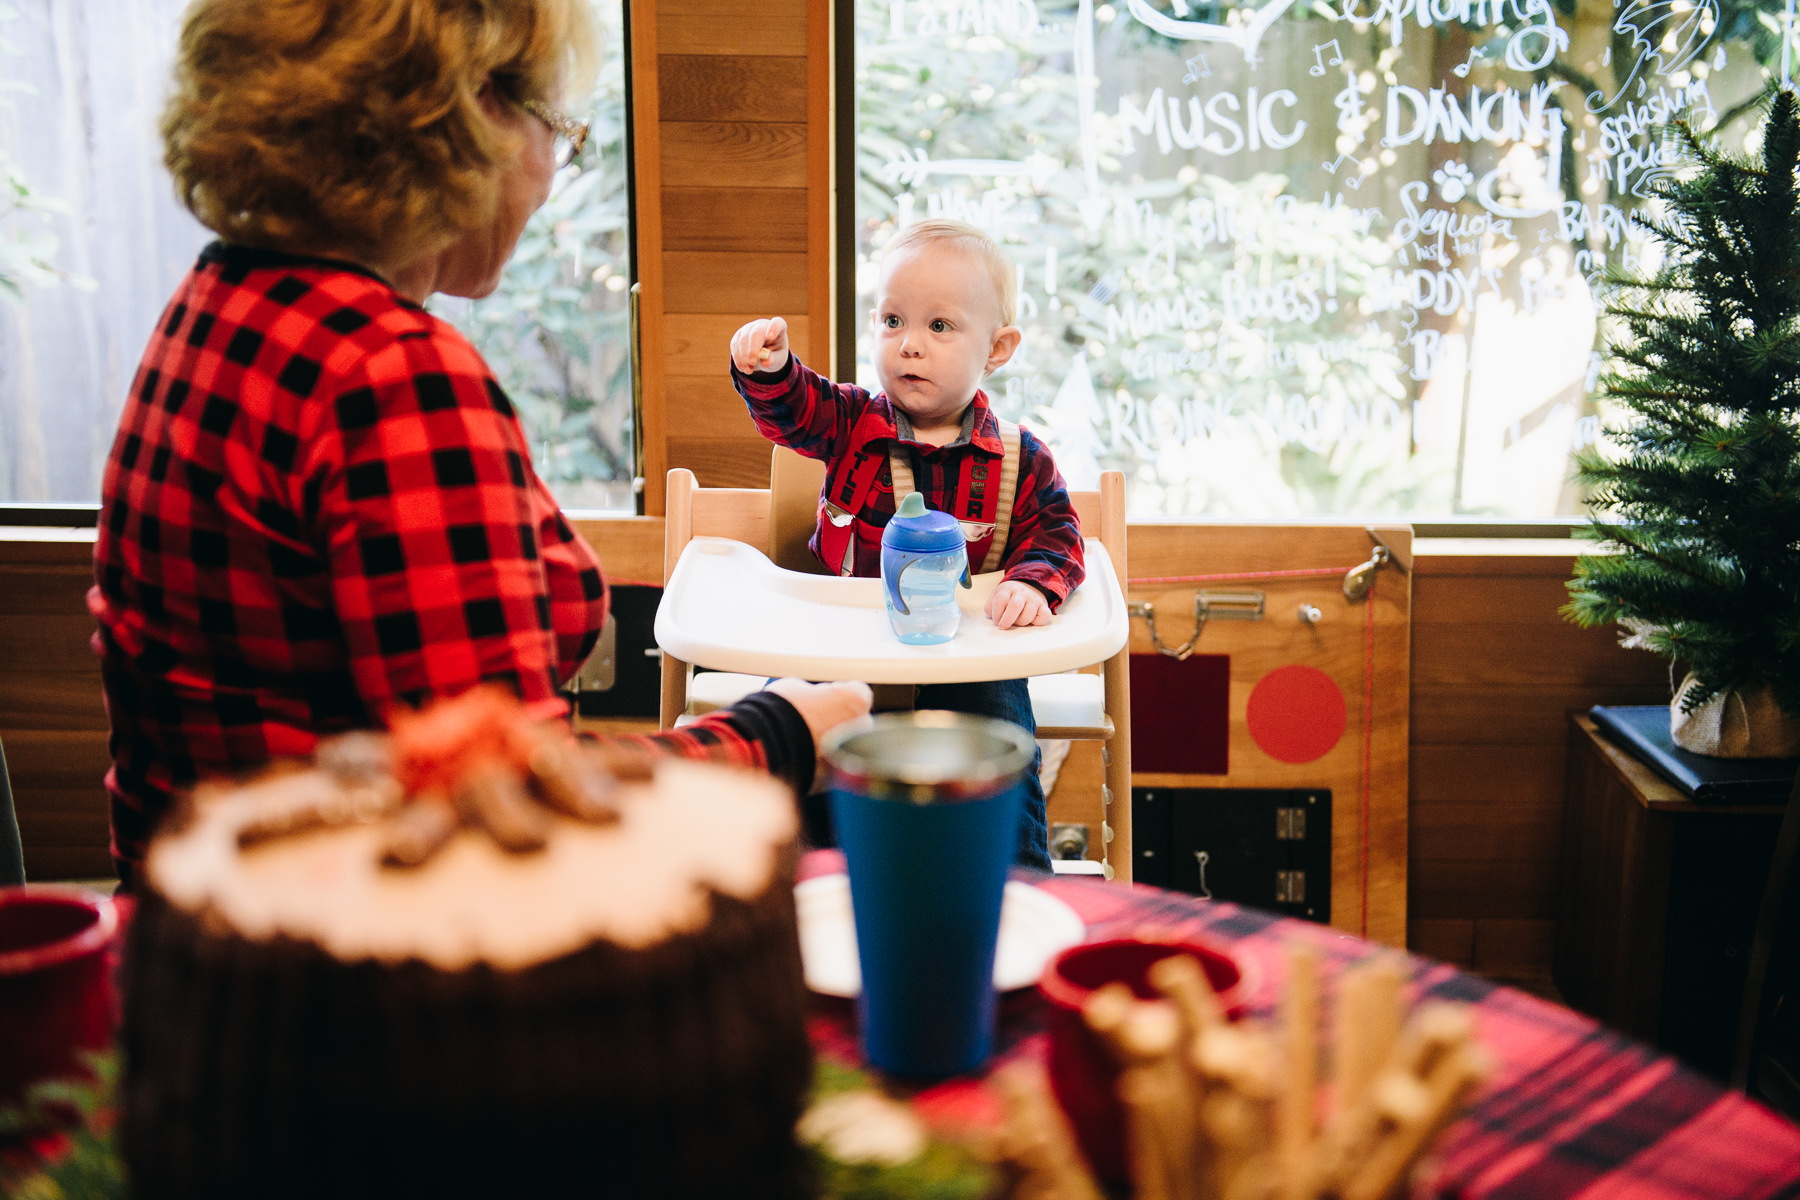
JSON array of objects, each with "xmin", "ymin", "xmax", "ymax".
[{"xmin": 885, "ymin": 419, "xmax": 1021, "ymax": 574}]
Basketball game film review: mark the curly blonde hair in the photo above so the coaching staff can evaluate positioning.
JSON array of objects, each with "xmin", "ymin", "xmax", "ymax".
[{"xmin": 162, "ymin": 0, "xmax": 598, "ymax": 267}]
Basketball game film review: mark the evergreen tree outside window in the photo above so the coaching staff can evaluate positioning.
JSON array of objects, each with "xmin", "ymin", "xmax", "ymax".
[{"xmin": 847, "ymin": 0, "xmax": 1794, "ymax": 518}]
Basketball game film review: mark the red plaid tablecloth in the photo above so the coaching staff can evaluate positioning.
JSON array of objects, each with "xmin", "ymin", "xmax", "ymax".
[{"xmin": 799, "ymin": 850, "xmax": 1800, "ymax": 1199}]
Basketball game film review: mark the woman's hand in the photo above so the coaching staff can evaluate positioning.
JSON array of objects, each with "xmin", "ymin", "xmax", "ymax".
[
  {"xmin": 764, "ymin": 677, "xmax": 872, "ymax": 759},
  {"xmin": 985, "ymin": 580, "xmax": 1053, "ymax": 629},
  {"xmin": 731, "ymin": 316, "xmax": 791, "ymax": 374}
]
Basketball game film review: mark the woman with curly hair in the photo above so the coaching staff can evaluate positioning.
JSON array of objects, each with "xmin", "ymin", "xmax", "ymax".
[{"xmin": 89, "ymin": 0, "xmax": 868, "ymax": 885}]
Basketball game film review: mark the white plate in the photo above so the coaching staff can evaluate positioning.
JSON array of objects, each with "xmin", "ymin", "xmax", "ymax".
[{"xmin": 795, "ymin": 873, "xmax": 1087, "ymax": 998}]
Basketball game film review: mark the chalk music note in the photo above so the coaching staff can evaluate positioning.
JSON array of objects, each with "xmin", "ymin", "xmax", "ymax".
[
  {"xmin": 1309, "ymin": 39, "xmax": 1343, "ymax": 76},
  {"xmin": 1183, "ymin": 52, "xmax": 1212, "ymax": 82},
  {"xmin": 1345, "ymin": 170, "xmax": 1368, "ymax": 190},
  {"xmin": 1451, "ymin": 49, "xmax": 1480, "ymax": 77}
]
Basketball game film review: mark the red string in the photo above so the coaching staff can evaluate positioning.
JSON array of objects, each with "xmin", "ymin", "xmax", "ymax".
[
  {"xmin": 1127, "ymin": 563, "xmax": 1367, "ymax": 586},
  {"xmin": 1360, "ymin": 569, "xmax": 1376, "ymax": 940}
]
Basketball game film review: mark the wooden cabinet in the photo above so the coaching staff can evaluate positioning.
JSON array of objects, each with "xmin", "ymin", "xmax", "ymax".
[{"xmin": 1555, "ymin": 714, "xmax": 1784, "ymax": 1079}]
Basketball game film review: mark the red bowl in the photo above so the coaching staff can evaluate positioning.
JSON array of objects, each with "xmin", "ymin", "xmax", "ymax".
[
  {"xmin": 0, "ymin": 886, "xmax": 121, "ymax": 1105},
  {"xmin": 1038, "ymin": 933, "xmax": 1253, "ymax": 1184}
]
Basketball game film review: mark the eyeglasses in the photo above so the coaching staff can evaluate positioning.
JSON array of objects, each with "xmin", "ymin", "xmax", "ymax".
[{"xmin": 521, "ymin": 98, "xmax": 590, "ymax": 169}]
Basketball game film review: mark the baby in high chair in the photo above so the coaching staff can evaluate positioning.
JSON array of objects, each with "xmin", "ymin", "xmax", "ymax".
[{"xmin": 729, "ymin": 218, "xmax": 1084, "ymax": 870}]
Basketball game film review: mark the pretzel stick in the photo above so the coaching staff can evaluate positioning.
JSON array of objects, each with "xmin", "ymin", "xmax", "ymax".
[
  {"xmin": 1342, "ymin": 1041, "xmax": 1486, "ymax": 1200},
  {"xmin": 1091, "ymin": 999, "xmax": 1184, "ymax": 1200},
  {"xmin": 1316, "ymin": 957, "xmax": 1406, "ymax": 1192},
  {"xmin": 1127, "ymin": 1002, "xmax": 1206, "ymax": 1200},
  {"xmin": 1081, "ymin": 982, "xmax": 1136, "ymax": 1053},
  {"xmin": 1150, "ymin": 955, "xmax": 1223, "ymax": 1199},
  {"xmin": 379, "ymin": 794, "xmax": 460, "ymax": 868},
  {"xmin": 1334, "ymin": 958, "xmax": 1405, "ymax": 1111},
  {"xmin": 1276, "ymin": 945, "xmax": 1320, "ymax": 1200},
  {"xmin": 455, "ymin": 765, "xmax": 551, "ymax": 852},
  {"xmin": 991, "ymin": 1061, "xmax": 1107, "ymax": 1200},
  {"xmin": 1150, "ymin": 953, "xmax": 1226, "ymax": 1038},
  {"xmin": 526, "ymin": 736, "xmax": 622, "ymax": 823},
  {"xmin": 1321, "ymin": 1005, "xmax": 1476, "ymax": 1198},
  {"xmin": 1009, "ymin": 956, "xmax": 1484, "ymax": 1200}
]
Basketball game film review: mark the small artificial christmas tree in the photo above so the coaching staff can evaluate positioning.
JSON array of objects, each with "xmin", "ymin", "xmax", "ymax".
[{"xmin": 1566, "ymin": 86, "xmax": 1800, "ymax": 756}]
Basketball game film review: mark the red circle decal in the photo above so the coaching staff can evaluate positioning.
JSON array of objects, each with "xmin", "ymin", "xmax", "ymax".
[{"xmin": 1245, "ymin": 665, "xmax": 1346, "ymax": 764}]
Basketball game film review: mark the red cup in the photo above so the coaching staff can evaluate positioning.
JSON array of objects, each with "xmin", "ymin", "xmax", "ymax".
[
  {"xmin": 1038, "ymin": 933, "xmax": 1253, "ymax": 1183},
  {"xmin": 0, "ymin": 886, "xmax": 122, "ymax": 1106}
]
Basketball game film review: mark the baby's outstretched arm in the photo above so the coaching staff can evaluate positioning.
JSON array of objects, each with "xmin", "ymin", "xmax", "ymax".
[{"xmin": 730, "ymin": 316, "xmax": 790, "ymax": 374}]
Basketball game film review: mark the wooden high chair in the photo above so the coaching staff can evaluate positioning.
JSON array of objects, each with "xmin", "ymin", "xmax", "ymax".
[{"xmin": 657, "ymin": 447, "xmax": 1133, "ymax": 880}]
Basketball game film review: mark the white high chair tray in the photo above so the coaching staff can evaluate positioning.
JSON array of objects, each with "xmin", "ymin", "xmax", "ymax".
[{"xmin": 654, "ymin": 536, "xmax": 1128, "ymax": 684}]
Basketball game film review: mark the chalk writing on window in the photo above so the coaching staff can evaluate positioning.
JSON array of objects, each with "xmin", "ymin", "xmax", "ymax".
[{"xmin": 853, "ymin": 0, "xmax": 1783, "ymax": 517}]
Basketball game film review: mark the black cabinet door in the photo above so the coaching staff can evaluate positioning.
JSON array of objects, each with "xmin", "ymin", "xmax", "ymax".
[{"xmin": 1133, "ymin": 787, "xmax": 1331, "ymax": 924}]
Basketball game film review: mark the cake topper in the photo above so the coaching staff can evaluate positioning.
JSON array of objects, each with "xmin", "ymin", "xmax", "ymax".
[{"xmin": 233, "ymin": 686, "xmax": 651, "ymax": 868}]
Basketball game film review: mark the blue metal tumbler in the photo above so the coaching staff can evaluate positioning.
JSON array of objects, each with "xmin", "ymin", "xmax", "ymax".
[{"xmin": 821, "ymin": 711, "xmax": 1037, "ymax": 1079}]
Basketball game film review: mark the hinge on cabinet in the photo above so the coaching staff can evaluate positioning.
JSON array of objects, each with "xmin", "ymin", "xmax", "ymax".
[
  {"xmin": 1276, "ymin": 807, "xmax": 1306, "ymax": 840},
  {"xmin": 1275, "ymin": 870, "xmax": 1306, "ymax": 903}
]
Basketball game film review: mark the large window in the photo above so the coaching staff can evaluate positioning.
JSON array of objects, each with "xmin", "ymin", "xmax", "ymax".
[
  {"xmin": 0, "ymin": 0, "xmax": 634, "ymax": 512},
  {"xmin": 849, "ymin": 0, "xmax": 1782, "ymax": 517},
  {"xmin": 433, "ymin": 0, "xmax": 636, "ymax": 512}
]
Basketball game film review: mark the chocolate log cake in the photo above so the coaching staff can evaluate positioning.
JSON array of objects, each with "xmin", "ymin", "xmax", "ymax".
[{"xmin": 119, "ymin": 691, "xmax": 813, "ymax": 1200}]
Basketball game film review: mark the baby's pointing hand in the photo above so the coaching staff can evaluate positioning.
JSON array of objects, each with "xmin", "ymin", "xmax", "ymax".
[
  {"xmin": 986, "ymin": 580, "xmax": 1052, "ymax": 630},
  {"xmin": 730, "ymin": 316, "xmax": 790, "ymax": 374}
]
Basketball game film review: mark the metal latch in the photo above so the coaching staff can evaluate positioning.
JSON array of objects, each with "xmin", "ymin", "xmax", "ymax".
[
  {"xmin": 1275, "ymin": 870, "xmax": 1306, "ymax": 903},
  {"xmin": 1130, "ymin": 590, "xmax": 1265, "ymax": 659},
  {"xmin": 1276, "ymin": 807, "xmax": 1306, "ymax": 840},
  {"xmin": 1343, "ymin": 528, "xmax": 1411, "ymax": 602}
]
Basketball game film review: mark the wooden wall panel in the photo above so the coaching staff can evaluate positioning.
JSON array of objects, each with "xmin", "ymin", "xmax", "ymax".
[
  {"xmin": 0, "ymin": 532, "xmax": 111, "ymax": 882},
  {"xmin": 658, "ymin": 56, "xmax": 808, "ymax": 122},
  {"xmin": 1408, "ymin": 542, "xmax": 1669, "ymax": 978},
  {"xmin": 662, "ymin": 188, "xmax": 809, "ymax": 252},
  {"xmin": 638, "ymin": 0, "xmax": 831, "ymax": 506},
  {"xmin": 663, "ymin": 252, "xmax": 809, "ymax": 314},
  {"xmin": 661, "ymin": 376, "xmax": 763, "ymax": 434},
  {"xmin": 661, "ymin": 123, "xmax": 808, "ymax": 188},
  {"xmin": 657, "ymin": 0, "xmax": 806, "ymax": 55},
  {"xmin": 664, "ymin": 315, "xmax": 811, "ymax": 376},
  {"xmin": 666, "ymin": 437, "xmax": 775, "ymax": 488},
  {"xmin": 567, "ymin": 516, "xmax": 664, "ymax": 588}
]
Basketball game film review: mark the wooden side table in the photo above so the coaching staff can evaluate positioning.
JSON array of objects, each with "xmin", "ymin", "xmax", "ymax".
[{"xmin": 1555, "ymin": 714, "xmax": 1786, "ymax": 1079}]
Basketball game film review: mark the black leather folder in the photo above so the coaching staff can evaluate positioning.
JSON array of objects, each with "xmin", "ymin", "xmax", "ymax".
[{"xmin": 1589, "ymin": 705, "xmax": 1799, "ymax": 804}]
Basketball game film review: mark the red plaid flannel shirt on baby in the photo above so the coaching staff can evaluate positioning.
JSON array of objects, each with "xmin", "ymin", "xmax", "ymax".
[
  {"xmin": 92, "ymin": 243, "xmax": 775, "ymax": 873},
  {"xmin": 731, "ymin": 356, "xmax": 1085, "ymax": 607}
]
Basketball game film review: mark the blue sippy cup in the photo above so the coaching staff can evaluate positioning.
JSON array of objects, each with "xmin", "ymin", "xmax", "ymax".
[{"xmin": 881, "ymin": 492, "xmax": 971, "ymax": 645}]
